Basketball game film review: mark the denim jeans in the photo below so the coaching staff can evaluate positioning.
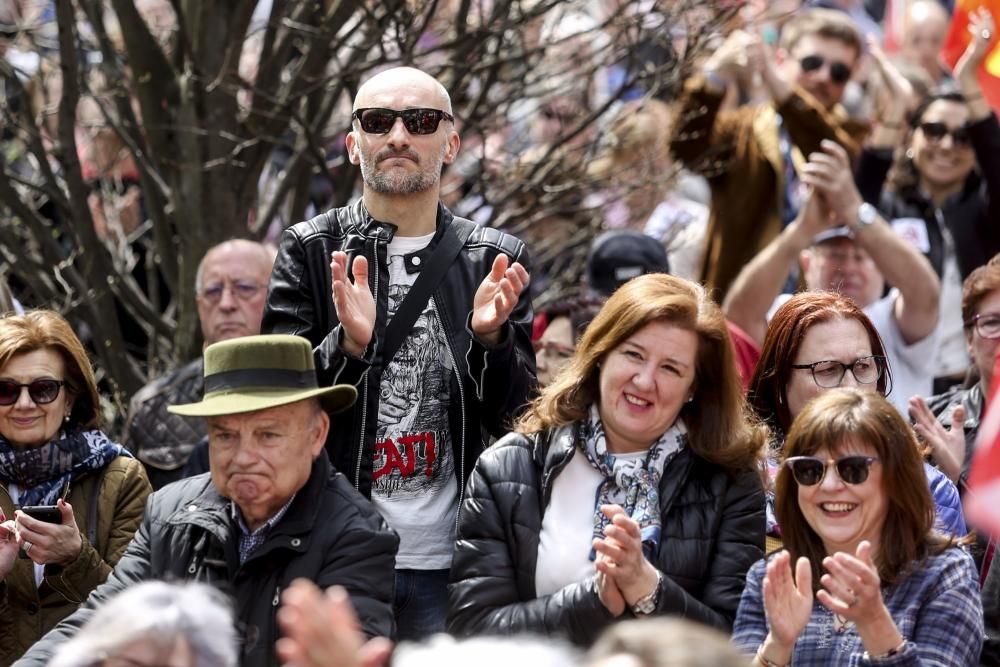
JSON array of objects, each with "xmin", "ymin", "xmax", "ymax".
[{"xmin": 394, "ymin": 568, "xmax": 450, "ymax": 641}]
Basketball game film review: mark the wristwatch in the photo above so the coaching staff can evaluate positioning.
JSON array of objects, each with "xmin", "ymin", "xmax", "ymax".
[
  {"xmin": 855, "ymin": 202, "xmax": 878, "ymax": 231},
  {"xmin": 630, "ymin": 570, "xmax": 664, "ymax": 616}
]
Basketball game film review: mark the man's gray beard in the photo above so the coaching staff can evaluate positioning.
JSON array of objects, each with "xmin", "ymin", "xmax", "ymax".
[{"xmin": 360, "ymin": 152, "xmax": 443, "ymax": 195}]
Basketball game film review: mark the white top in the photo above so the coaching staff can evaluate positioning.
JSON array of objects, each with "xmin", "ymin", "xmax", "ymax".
[
  {"xmin": 534, "ymin": 449, "xmax": 646, "ymax": 597},
  {"xmin": 371, "ymin": 231, "xmax": 459, "ymax": 570}
]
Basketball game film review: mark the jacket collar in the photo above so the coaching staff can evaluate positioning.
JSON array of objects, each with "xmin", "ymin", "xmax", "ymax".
[
  {"xmin": 351, "ymin": 198, "xmax": 454, "ymax": 242},
  {"xmin": 168, "ymin": 452, "xmax": 333, "ymax": 551}
]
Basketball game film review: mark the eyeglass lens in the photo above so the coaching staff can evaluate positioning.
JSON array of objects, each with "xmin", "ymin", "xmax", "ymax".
[
  {"xmin": 0, "ymin": 379, "xmax": 64, "ymax": 406},
  {"xmin": 354, "ymin": 108, "xmax": 451, "ymax": 135},
  {"xmin": 919, "ymin": 122, "xmax": 972, "ymax": 147},
  {"xmin": 200, "ymin": 282, "xmax": 262, "ymax": 304},
  {"xmin": 787, "ymin": 455, "xmax": 875, "ymax": 486},
  {"xmin": 799, "ymin": 54, "xmax": 851, "ymax": 84},
  {"xmin": 974, "ymin": 314, "xmax": 1000, "ymax": 339},
  {"xmin": 809, "ymin": 357, "xmax": 882, "ymax": 387}
]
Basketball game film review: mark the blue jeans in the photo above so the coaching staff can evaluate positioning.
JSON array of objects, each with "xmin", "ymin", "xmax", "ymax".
[{"xmin": 394, "ymin": 568, "xmax": 450, "ymax": 641}]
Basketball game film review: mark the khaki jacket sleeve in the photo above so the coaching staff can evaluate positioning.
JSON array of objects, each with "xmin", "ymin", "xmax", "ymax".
[{"xmin": 44, "ymin": 458, "xmax": 151, "ymax": 604}]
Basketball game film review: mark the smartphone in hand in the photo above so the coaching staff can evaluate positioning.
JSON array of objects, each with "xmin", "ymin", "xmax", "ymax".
[{"xmin": 21, "ymin": 505, "xmax": 61, "ymax": 524}]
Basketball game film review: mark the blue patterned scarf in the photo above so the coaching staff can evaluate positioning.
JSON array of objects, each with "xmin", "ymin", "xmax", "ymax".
[
  {"xmin": 580, "ymin": 405, "xmax": 687, "ymax": 561},
  {"xmin": 0, "ymin": 429, "xmax": 131, "ymax": 507}
]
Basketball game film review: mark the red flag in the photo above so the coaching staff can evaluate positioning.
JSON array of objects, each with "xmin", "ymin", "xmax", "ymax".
[
  {"xmin": 940, "ymin": 0, "xmax": 1000, "ymax": 112},
  {"xmin": 963, "ymin": 349, "xmax": 1000, "ymax": 535}
]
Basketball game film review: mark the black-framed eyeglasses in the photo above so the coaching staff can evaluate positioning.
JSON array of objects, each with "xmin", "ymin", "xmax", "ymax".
[
  {"xmin": 198, "ymin": 281, "xmax": 263, "ymax": 305},
  {"xmin": 784, "ymin": 455, "xmax": 880, "ymax": 486},
  {"xmin": 0, "ymin": 379, "xmax": 65, "ymax": 406},
  {"xmin": 351, "ymin": 107, "xmax": 455, "ymax": 135},
  {"xmin": 918, "ymin": 121, "xmax": 972, "ymax": 148},
  {"xmin": 790, "ymin": 355, "xmax": 885, "ymax": 388},
  {"xmin": 799, "ymin": 54, "xmax": 852, "ymax": 84},
  {"xmin": 966, "ymin": 312, "xmax": 1000, "ymax": 339}
]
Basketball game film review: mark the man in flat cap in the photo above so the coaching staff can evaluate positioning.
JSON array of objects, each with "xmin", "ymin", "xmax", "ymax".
[{"xmin": 16, "ymin": 335, "xmax": 399, "ymax": 667}]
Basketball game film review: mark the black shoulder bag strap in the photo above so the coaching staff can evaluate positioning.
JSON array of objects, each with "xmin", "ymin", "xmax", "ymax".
[{"xmin": 380, "ymin": 221, "xmax": 476, "ymax": 366}]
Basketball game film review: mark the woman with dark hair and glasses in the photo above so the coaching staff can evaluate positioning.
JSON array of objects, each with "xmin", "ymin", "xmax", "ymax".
[
  {"xmin": 733, "ymin": 388, "xmax": 982, "ymax": 666},
  {"xmin": 748, "ymin": 292, "xmax": 965, "ymax": 552},
  {"xmin": 0, "ymin": 310, "xmax": 150, "ymax": 663},
  {"xmin": 856, "ymin": 8, "xmax": 1000, "ymax": 393}
]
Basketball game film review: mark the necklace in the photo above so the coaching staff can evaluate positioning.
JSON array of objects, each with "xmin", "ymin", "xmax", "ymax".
[{"xmin": 833, "ymin": 613, "xmax": 855, "ymax": 634}]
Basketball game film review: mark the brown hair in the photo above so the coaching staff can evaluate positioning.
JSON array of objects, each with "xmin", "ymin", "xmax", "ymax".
[
  {"xmin": 748, "ymin": 292, "xmax": 891, "ymax": 441},
  {"xmin": 517, "ymin": 273, "xmax": 765, "ymax": 473},
  {"xmin": 776, "ymin": 388, "xmax": 953, "ymax": 590},
  {"xmin": 0, "ymin": 310, "xmax": 101, "ymax": 430},
  {"xmin": 587, "ymin": 617, "xmax": 746, "ymax": 667},
  {"xmin": 779, "ymin": 8, "xmax": 863, "ymax": 60},
  {"xmin": 962, "ymin": 254, "xmax": 1000, "ymax": 329}
]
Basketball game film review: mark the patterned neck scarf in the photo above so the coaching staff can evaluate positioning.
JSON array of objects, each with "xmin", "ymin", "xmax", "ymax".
[
  {"xmin": 579, "ymin": 404, "xmax": 687, "ymax": 561},
  {"xmin": 0, "ymin": 429, "xmax": 131, "ymax": 507}
]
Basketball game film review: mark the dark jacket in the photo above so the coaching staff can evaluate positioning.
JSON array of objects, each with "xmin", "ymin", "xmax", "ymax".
[
  {"xmin": 15, "ymin": 453, "xmax": 399, "ymax": 667},
  {"xmin": 856, "ymin": 114, "xmax": 1000, "ymax": 282},
  {"xmin": 447, "ymin": 425, "xmax": 765, "ymax": 646},
  {"xmin": 926, "ymin": 381, "xmax": 984, "ymax": 494},
  {"xmin": 123, "ymin": 357, "xmax": 206, "ymax": 490},
  {"xmin": 261, "ymin": 200, "xmax": 535, "ymax": 498},
  {"xmin": 0, "ymin": 456, "xmax": 150, "ymax": 665}
]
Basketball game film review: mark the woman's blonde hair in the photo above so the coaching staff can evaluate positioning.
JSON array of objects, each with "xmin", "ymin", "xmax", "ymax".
[{"xmin": 517, "ymin": 273, "xmax": 764, "ymax": 473}]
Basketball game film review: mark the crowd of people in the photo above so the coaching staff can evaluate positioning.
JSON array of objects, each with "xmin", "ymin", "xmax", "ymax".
[{"xmin": 3, "ymin": 0, "xmax": 1000, "ymax": 666}]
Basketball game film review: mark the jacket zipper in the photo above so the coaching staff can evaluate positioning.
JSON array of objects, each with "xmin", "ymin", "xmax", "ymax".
[
  {"xmin": 434, "ymin": 295, "xmax": 467, "ymax": 532},
  {"xmin": 355, "ymin": 228, "xmax": 382, "ymax": 490}
]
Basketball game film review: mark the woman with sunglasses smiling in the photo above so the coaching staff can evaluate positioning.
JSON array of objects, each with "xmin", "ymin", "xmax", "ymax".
[
  {"xmin": 748, "ymin": 292, "xmax": 966, "ymax": 554},
  {"xmin": 0, "ymin": 310, "xmax": 150, "ymax": 663},
  {"xmin": 733, "ymin": 388, "xmax": 982, "ymax": 666},
  {"xmin": 857, "ymin": 8, "xmax": 1000, "ymax": 392}
]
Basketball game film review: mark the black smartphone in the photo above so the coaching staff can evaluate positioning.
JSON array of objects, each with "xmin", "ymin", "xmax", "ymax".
[{"xmin": 21, "ymin": 505, "xmax": 61, "ymax": 524}]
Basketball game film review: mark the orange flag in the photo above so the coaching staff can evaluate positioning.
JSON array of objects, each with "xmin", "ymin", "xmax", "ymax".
[{"xmin": 941, "ymin": 0, "xmax": 1000, "ymax": 112}]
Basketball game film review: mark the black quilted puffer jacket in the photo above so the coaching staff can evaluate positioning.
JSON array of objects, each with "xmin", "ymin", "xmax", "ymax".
[
  {"xmin": 124, "ymin": 358, "xmax": 205, "ymax": 490},
  {"xmin": 262, "ymin": 200, "xmax": 536, "ymax": 499},
  {"xmin": 447, "ymin": 424, "xmax": 765, "ymax": 646}
]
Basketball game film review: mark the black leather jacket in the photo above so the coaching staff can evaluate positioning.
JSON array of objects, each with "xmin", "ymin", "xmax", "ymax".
[
  {"xmin": 262, "ymin": 200, "xmax": 536, "ymax": 498},
  {"xmin": 15, "ymin": 453, "xmax": 399, "ymax": 667},
  {"xmin": 447, "ymin": 425, "xmax": 765, "ymax": 646}
]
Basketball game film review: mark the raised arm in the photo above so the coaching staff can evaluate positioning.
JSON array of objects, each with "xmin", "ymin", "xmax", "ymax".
[
  {"xmin": 723, "ymin": 189, "xmax": 832, "ymax": 345},
  {"xmin": 803, "ymin": 141, "xmax": 940, "ymax": 344}
]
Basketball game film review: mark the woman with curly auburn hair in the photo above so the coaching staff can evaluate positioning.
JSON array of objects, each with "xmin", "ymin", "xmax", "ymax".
[
  {"xmin": 448, "ymin": 273, "xmax": 767, "ymax": 645},
  {"xmin": 733, "ymin": 389, "xmax": 982, "ymax": 666}
]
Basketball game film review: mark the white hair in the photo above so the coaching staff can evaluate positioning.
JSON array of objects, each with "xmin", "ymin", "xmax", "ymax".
[
  {"xmin": 393, "ymin": 635, "xmax": 580, "ymax": 667},
  {"xmin": 48, "ymin": 581, "xmax": 238, "ymax": 667}
]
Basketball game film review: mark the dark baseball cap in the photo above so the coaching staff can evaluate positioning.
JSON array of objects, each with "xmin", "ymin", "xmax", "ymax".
[{"xmin": 586, "ymin": 230, "xmax": 670, "ymax": 297}]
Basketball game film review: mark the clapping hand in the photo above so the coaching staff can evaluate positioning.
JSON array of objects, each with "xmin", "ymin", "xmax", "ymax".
[
  {"xmin": 956, "ymin": 7, "xmax": 996, "ymax": 81},
  {"xmin": 801, "ymin": 140, "xmax": 863, "ymax": 227},
  {"xmin": 866, "ymin": 34, "xmax": 914, "ymax": 123},
  {"xmin": 762, "ymin": 551, "xmax": 813, "ymax": 651},
  {"xmin": 817, "ymin": 541, "xmax": 888, "ymax": 627},
  {"xmin": 910, "ymin": 397, "xmax": 966, "ymax": 484},
  {"xmin": 592, "ymin": 505, "xmax": 661, "ymax": 607},
  {"xmin": 470, "ymin": 254, "xmax": 529, "ymax": 345},
  {"xmin": 331, "ymin": 251, "xmax": 376, "ymax": 357},
  {"xmin": 276, "ymin": 580, "xmax": 392, "ymax": 667}
]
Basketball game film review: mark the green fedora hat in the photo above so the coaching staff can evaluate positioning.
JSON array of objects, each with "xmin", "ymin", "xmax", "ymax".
[{"xmin": 168, "ymin": 334, "xmax": 356, "ymax": 417}]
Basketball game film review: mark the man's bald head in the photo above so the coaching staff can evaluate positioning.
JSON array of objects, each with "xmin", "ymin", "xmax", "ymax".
[
  {"xmin": 903, "ymin": 1, "xmax": 950, "ymax": 80},
  {"xmin": 353, "ymin": 67, "xmax": 452, "ymax": 114},
  {"xmin": 195, "ymin": 239, "xmax": 276, "ymax": 345}
]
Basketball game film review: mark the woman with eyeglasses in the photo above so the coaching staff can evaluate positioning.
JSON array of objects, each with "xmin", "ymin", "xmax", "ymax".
[
  {"xmin": 733, "ymin": 388, "xmax": 982, "ymax": 666},
  {"xmin": 856, "ymin": 8, "xmax": 1000, "ymax": 393},
  {"xmin": 748, "ymin": 292, "xmax": 965, "ymax": 553},
  {"xmin": 0, "ymin": 310, "xmax": 151, "ymax": 663},
  {"xmin": 448, "ymin": 273, "xmax": 767, "ymax": 644}
]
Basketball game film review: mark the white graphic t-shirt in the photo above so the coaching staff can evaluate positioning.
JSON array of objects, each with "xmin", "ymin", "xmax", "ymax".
[{"xmin": 372, "ymin": 232, "xmax": 458, "ymax": 570}]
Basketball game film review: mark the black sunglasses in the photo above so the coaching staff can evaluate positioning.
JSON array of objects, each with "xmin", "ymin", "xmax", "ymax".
[
  {"xmin": 918, "ymin": 121, "xmax": 972, "ymax": 148},
  {"xmin": 351, "ymin": 107, "xmax": 455, "ymax": 135},
  {"xmin": 0, "ymin": 379, "xmax": 65, "ymax": 406},
  {"xmin": 784, "ymin": 455, "xmax": 879, "ymax": 486},
  {"xmin": 799, "ymin": 54, "xmax": 852, "ymax": 84}
]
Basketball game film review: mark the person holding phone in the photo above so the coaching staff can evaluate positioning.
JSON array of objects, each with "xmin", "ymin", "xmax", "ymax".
[{"xmin": 0, "ymin": 310, "xmax": 150, "ymax": 663}]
